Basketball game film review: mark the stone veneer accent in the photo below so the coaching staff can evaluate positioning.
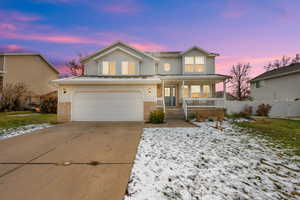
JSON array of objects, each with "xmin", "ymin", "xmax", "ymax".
[
  {"xmin": 57, "ymin": 102, "xmax": 71, "ymax": 122},
  {"xmin": 144, "ymin": 101, "xmax": 157, "ymax": 121}
]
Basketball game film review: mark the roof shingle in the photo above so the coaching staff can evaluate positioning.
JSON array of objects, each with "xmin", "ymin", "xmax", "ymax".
[{"xmin": 251, "ymin": 63, "xmax": 300, "ymax": 82}]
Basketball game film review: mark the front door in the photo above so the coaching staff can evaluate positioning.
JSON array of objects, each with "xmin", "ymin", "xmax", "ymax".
[{"xmin": 164, "ymin": 86, "xmax": 176, "ymax": 106}]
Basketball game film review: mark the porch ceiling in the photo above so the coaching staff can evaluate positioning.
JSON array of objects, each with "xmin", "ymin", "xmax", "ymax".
[{"xmin": 159, "ymin": 75, "xmax": 229, "ymax": 84}]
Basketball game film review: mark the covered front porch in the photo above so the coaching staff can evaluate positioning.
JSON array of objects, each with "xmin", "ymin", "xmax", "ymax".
[{"xmin": 156, "ymin": 75, "xmax": 230, "ymax": 120}]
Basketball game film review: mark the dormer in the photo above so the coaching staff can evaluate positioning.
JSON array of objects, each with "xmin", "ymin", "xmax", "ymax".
[
  {"xmin": 180, "ymin": 46, "xmax": 219, "ymax": 75},
  {"xmin": 81, "ymin": 41, "xmax": 159, "ymax": 76}
]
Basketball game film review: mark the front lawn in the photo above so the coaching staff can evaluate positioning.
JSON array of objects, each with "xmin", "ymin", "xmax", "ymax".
[
  {"xmin": 0, "ymin": 111, "xmax": 57, "ymax": 130},
  {"xmin": 125, "ymin": 122, "xmax": 300, "ymax": 200},
  {"xmin": 236, "ymin": 118, "xmax": 300, "ymax": 155}
]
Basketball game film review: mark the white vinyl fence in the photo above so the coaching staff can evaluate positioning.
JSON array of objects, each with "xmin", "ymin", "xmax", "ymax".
[{"xmin": 224, "ymin": 100, "xmax": 300, "ymax": 118}]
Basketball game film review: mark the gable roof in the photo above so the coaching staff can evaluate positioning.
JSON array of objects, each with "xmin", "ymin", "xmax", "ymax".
[
  {"xmin": 180, "ymin": 46, "xmax": 219, "ymax": 57},
  {"xmin": 93, "ymin": 46, "xmax": 143, "ymax": 61},
  {"xmin": 81, "ymin": 41, "xmax": 160, "ymax": 62},
  {"xmin": 0, "ymin": 53, "xmax": 59, "ymax": 74},
  {"xmin": 251, "ymin": 63, "xmax": 300, "ymax": 82}
]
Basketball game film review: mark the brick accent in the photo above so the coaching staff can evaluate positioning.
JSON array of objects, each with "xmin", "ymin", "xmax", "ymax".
[
  {"xmin": 144, "ymin": 101, "xmax": 157, "ymax": 121},
  {"xmin": 190, "ymin": 108, "xmax": 225, "ymax": 121},
  {"xmin": 57, "ymin": 102, "xmax": 71, "ymax": 122}
]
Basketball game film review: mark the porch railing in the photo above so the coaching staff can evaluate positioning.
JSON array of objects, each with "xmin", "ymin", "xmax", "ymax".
[
  {"xmin": 182, "ymin": 98, "xmax": 226, "ymax": 120},
  {"xmin": 156, "ymin": 97, "xmax": 166, "ymax": 113}
]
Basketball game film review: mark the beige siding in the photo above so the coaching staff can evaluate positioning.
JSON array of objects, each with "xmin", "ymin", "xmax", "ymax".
[
  {"xmin": 0, "ymin": 56, "xmax": 4, "ymax": 71},
  {"xmin": 83, "ymin": 43, "xmax": 217, "ymax": 76},
  {"xmin": 96, "ymin": 49, "xmax": 141, "ymax": 75},
  {"xmin": 182, "ymin": 49, "xmax": 215, "ymax": 75},
  {"xmin": 84, "ymin": 43, "xmax": 156, "ymax": 76},
  {"xmin": 251, "ymin": 73, "xmax": 300, "ymax": 101},
  {"xmin": 4, "ymin": 55, "xmax": 58, "ymax": 96},
  {"xmin": 157, "ymin": 57, "xmax": 182, "ymax": 74}
]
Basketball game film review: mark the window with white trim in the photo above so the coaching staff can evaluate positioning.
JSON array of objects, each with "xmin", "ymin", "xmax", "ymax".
[
  {"xmin": 191, "ymin": 85, "xmax": 201, "ymax": 98},
  {"xmin": 121, "ymin": 61, "xmax": 136, "ymax": 75},
  {"xmin": 195, "ymin": 56, "xmax": 204, "ymax": 64},
  {"xmin": 102, "ymin": 61, "xmax": 116, "ymax": 75},
  {"xmin": 184, "ymin": 56, "xmax": 205, "ymax": 73},
  {"xmin": 164, "ymin": 63, "xmax": 171, "ymax": 72},
  {"xmin": 185, "ymin": 57, "xmax": 194, "ymax": 64},
  {"xmin": 203, "ymin": 85, "xmax": 211, "ymax": 97}
]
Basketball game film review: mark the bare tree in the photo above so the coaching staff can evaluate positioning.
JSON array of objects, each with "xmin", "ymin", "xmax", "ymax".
[
  {"xmin": 66, "ymin": 53, "xmax": 84, "ymax": 76},
  {"xmin": 291, "ymin": 54, "xmax": 300, "ymax": 63},
  {"xmin": 264, "ymin": 54, "xmax": 300, "ymax": 71},
  {"xmin": 229, "ymin": 63, "xmax": 251, "ymax": 100},
  {"xmin": 0, "ymin": 82, "xmax": 28, "ymax": 111}
]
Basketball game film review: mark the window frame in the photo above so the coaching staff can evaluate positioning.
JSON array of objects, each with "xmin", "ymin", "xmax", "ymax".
[
  {"xmin": 202, "ymin": 85, "xmax": 211, "ymax": 97},
  {"xmin": 255, "ymin": 81, "xmax": 260, "ymax": 88},
  {"xmin": 121, "ymin": 61, "xmax": 137, "ymax": 75},
  {"xmin": 163, "ymin": 63, "xmax": 171, "ymax": 72},
  {"xmin": 186, "ymin": 84, "xmax": 212, "ymax": 98},
  {"xmin": 191, "ymin": 85, "xmax": 201, "ymax": 98},
  {"xmin": 102, "ymin": 61, "xmax": 116, "ymax": 75},
  {"xmin": 184, "ymin": 56, "xmax": 205, "ymax": 73}
]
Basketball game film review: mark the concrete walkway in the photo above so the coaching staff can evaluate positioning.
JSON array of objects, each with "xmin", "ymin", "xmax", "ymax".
[{"xmin": 0, "ymin": 122, "xmax": 143, "ymax": 200}]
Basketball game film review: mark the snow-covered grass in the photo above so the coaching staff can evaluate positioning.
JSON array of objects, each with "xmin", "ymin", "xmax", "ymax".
[
  {"xmin": 125, "ymin": 121, "xmax": 300, "ymax": 200},
  {"xmin": 0, "ymin": 124, "xmax": 53, "ymax": 140}
]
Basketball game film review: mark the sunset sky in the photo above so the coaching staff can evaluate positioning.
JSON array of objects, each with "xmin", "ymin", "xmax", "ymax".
[{"xmin": 1, "ymin": 0, "xmax": 299, "ymax": 77}]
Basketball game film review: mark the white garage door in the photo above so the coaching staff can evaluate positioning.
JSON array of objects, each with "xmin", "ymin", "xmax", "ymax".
[{"xmin": 72, "ymin": 92, "xmax": 143, "ymax": 121}]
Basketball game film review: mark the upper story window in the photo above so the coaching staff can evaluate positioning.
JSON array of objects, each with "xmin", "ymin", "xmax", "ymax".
[
  {"xmin": 164, "ymin": 63, "xmax": 171, "ymax": 72},
  {"xmin": 102, "ymin": 61, "xmax": 116, "ymax": 75},
  {"xmin": 184, "ymin": 56, "xmax": 205, "ymax": 73},
  {"xmin": 122, "ymin": 61, "xmax": 136, "ymax": 75}
]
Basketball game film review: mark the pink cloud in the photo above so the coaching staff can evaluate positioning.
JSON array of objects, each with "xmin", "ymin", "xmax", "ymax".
[
  {"xmin": 0, "ymin": 10, "xmax": 42, "ymax": 22},
  {"xmin": 129, "ymin": 42, "xmax": 165, "ymax": 51},
  {"xmin": 102, "ymin": 4, "xmax": 139, "ymax": 14},
  {"xmin": 56, "ymin": 65, "xmax": 70, "ymax": 73},
  {"xmin": 222, "ymin": 0, "xmax": 248, "ymax": 19},
  {"xmin": 6, "ymin": 44, "xmax": 23, "ymax": 51},
  {"xmin": 0, "ymin": 44, "xmax": 25, "ymax": 52},
  {"xmin": 101, "ymin": 0, "xmax": 141, "ymax": 14},
  {"xmin": 0, "ymin": 23, "xmax": 17, "ymax": 30},
  {"xmin": 215, "ymin": 54, "xmax": 296, "ymax": 78},
  {"xmin": 0, "ymin": 28, "xmax": 99, "ymax": 44}
]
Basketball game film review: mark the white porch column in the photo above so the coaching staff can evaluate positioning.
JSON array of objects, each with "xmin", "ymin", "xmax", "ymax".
[
  {"xmin": 223, "ymin": 80, "xmax": 227, "ymax": 100},
  {"xmin": 182, "ymin": 80, "xmax": 185, "ymax": 101},
  {"xmin": 162, "ymin": 80, "xmax": 165, "ymax": 113}
]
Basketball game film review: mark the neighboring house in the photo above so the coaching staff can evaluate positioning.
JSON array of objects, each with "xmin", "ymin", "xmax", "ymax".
[
  {"xmin": 53, "ymin": 41, "xmax": 230, "ymax": 122},
  {"xmin": 0, "ymin": 53, "xmax": 59, "ymax": 104},
  {"xmin": 250, "ymin": 63, "xmax": 300, "ymax": 101}
]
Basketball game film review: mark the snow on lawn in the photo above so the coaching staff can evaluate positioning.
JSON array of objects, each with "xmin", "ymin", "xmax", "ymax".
[
  {"xmin": 0, "ymin": 124, "xmax": 53, "ymax": 140},
  {"xmin": 125, "ymin": 121, "xmax": 300, "ymax": 200}
]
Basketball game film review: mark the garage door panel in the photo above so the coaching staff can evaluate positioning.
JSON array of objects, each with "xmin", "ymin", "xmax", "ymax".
[{"xmin": 72, "ymin": 92, "xmax": 143, "ymax": 121}]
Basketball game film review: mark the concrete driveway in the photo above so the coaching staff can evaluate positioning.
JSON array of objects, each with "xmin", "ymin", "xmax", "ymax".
[{"xmin": 0, "ymin": 122, "xmax": 143, "ymax": 200}]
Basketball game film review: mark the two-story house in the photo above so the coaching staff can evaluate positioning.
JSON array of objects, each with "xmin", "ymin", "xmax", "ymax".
[
  {"xmin": 0, "ymin": 53, "xmax": 59, "ymax": 104},
  {"xmin": 53, "ymin": 41, "xmax": 230, "ymax": 122}
]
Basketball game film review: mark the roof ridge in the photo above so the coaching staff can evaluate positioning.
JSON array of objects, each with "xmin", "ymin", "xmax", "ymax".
[{"xmin": 251, "ymin": 62, "xmax": 300, "ymax": 81}]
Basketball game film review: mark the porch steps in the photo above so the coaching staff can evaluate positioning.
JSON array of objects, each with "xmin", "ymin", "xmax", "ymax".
[{"xmin": 165, "ymin": 108, "xmax": 185, "ymax": 120}]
